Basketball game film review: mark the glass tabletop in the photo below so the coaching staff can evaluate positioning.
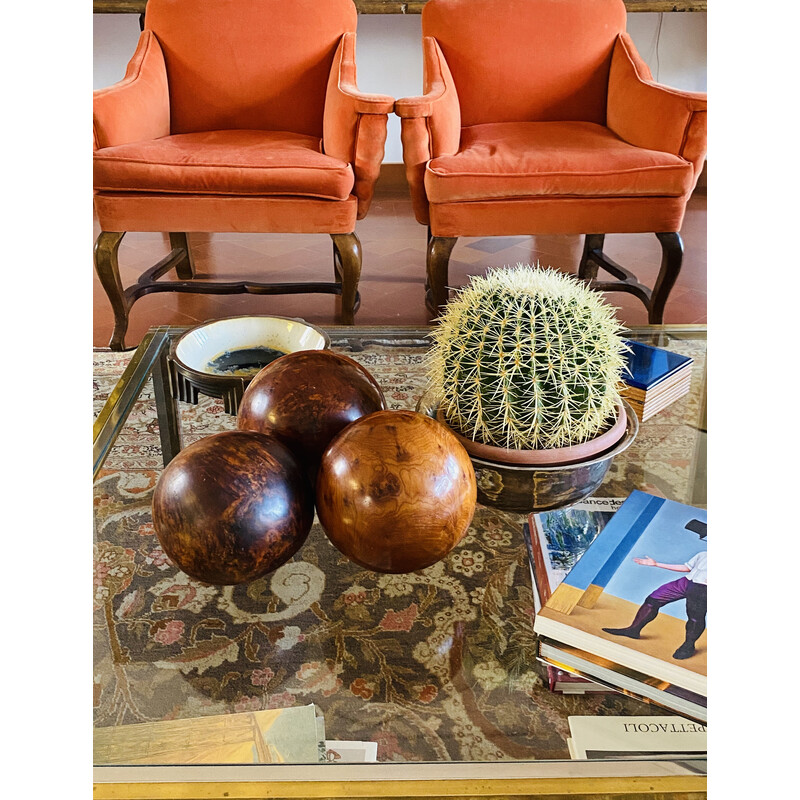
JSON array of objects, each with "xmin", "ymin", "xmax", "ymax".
[{"xmin": 92, "ymin": 324, "xmax": 707, "ymax": 797}]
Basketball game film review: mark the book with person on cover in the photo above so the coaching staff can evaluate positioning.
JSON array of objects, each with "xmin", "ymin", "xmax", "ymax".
[
  {"xmin": 567, "ymin": 715, "xmax": 707, "ymax": 760},
  {"xmin": 533, "ymin": 491, "xmax": 707, "ymax": 699}
]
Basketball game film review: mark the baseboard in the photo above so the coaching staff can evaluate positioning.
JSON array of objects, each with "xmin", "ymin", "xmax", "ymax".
[
  {"xmin": 377, "ymin": 160, "xmax": 708, "ymax": 197},
  {"xmin": 375, "ymin": 163, "xmax": 408, "ymax": 195}
]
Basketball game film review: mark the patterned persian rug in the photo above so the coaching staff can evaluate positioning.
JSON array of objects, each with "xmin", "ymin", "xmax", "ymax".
[{"xmin": 94, "ymin": 334, "xmax": 704, "ymax": 761}]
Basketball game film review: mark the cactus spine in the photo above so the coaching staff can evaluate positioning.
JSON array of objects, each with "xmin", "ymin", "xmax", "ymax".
[{"xmin": 428, "ymin": 265, "xmax": 628, "ymax": 451}]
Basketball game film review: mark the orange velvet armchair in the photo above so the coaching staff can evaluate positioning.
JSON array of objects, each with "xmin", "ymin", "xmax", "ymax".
[
  {"xmin": 93, "ymin": 0, "xmax": 394, "ymax": 350},
  {"xmin": 395, "ymin": 0, "xmax": 707, "ymax": 322}
]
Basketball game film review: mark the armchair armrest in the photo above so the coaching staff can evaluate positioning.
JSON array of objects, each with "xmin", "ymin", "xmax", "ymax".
[
  {"xmin": 607, "ymin": 33, "xmax": 707, "ymax": 188},
  {"xmin": 93, "ymin": 30, "xmax": 170, "ymax": 151},
  {"xmin": 395, "ymin": 37, "xmax": 461, "ymax": 225},
  {"xmin": 323, "ymin": 32, "xmax": 395, "ymax": 220}
]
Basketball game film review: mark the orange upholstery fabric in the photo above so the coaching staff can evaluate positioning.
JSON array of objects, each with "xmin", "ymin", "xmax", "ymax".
[
  {"xmin": 428, "ymin": 197, "xmax": 688, "ymax": 239},
  {"xmin": 94, "ymin": 130, "xmax": 354, "ymax": 200},
  {"xmin": 93, "ymin": 0, "xmax": 392, "ymax": 234},
  {"xmin": 425, "ymin": 121, "xmax": 693, "ymax": 203},
  {"xmin": 394, "ymin": 37, "xmax": 461, "ymax": 156},
  {"xmin": 93, "ymin": 31, "xmax": 170, "ymax": 150},
  {"xmin": 395, "ymin": 36, "xmax": 461, "ymax": 222},
  {"xmin": 143, "ymin": 0, "xmax": 356, "ymax": 137},
  {"xmin": 607, "ymin": 33, "xmax": 707, "ymax": 191},
  {"xmin": 323, "ymin": 32, "xmax": 394, "ymax": 217},
  {"xmin": 396, "ymin": 0, "xmax": 707, "ymax": 235},
  {"xmin": 421, "ymin": 0, "xmax": 626, "ymax": 127},
  {"xmin": 93, "ymin": 193, "xmax": 358, "ymax": 234}
]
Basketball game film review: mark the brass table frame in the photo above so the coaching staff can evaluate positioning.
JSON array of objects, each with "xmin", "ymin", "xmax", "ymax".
[{"xmin": 93, "ymin": 324, "xmax": 708, "ymax": 799}]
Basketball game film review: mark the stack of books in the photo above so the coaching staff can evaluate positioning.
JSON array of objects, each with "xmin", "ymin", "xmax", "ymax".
[
  {"xmin": 619, "ymin": 339, "xmax": 693, "ymax": 422},
  {"xmin": 529, "ymin": 491, "xmax": 707, "ymax": 723},
  {"xmin": 523, "ymin": 498, "xmax": 624, "ymax": 695},
  {"xmin": 545, "ymin": 665, "xmax": 609, "ymax": 695}
]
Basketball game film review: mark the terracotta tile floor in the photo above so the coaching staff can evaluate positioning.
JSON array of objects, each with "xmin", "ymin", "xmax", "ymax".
[{"xmin": 92, "ymin": 186, "xmax": 706, "ymax": 350}]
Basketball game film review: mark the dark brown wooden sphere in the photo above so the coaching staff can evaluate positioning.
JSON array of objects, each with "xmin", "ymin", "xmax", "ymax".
[
  {"xmin": 152, "ymin": 430, "xmax": 314, "ymax": 585},
  {"xmin": 237, "ymin": 350, "xmax": 386, "ymax": 476},
  {"xmin": 315, "ymin": 410, "xmax": 477, "ymax": 573}
]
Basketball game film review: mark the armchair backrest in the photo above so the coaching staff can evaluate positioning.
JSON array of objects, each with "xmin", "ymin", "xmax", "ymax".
[
  {"xmin": 422, "ymin": 0, "xmax": 626, "ymax": 127},
  {"xmin": 145, "ymin": 0, "xmax": 357, "ymax": 136}
]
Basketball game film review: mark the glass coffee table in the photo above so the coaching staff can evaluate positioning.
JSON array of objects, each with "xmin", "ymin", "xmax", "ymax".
[{"xmin": 93, "ymin": 324, "xmax": 707, "ymax": 799}]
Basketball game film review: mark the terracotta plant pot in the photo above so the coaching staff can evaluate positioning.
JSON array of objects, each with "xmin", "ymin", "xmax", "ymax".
[
  {"xmin": 417, "ymin": 393, "xmax": 639, "ymax": 514},
  {"xmin": 435, "ymin": 402, "xmax": 628, "ymax": 467}
]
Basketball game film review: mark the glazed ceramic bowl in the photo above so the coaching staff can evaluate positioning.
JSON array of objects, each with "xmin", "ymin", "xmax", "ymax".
[
  {"xmin": 170, "ymin": 315, "xmax": 330, "ymax": 415},
  {"xmin": 417, "ymin": 392, "xmax": 639, "ymax": 514}
]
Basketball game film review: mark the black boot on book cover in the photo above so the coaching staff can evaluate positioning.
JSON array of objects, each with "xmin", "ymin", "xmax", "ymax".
[
  {"xmin": 672, "ymin": 618, "xmax": 705, "ymax": 660},
  {"xmin": 602, "ymin": 601, "xmax": 660, "ymax": 639}
]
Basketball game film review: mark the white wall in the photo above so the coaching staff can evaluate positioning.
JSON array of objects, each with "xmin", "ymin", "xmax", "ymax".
[{"xmin": 93, "ymin": 11, "xmax": 706, "ymax": 163}]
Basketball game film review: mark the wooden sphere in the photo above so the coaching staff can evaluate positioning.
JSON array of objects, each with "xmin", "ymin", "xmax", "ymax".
[
  {"xmin": 316, "ymin": 410, "xmax": 477, "ymax": 573},
  {"xmin": 237, "ymin": 350, "xmax": 386, "ymax": 474},
  {"xmin": 152, "ymin": 431, "xmax": 314, "ymax": 585}
]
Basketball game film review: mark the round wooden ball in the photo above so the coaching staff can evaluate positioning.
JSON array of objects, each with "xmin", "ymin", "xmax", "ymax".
[
  {"xmin": 237, "ymin": 350, "xmax": 386, "ymax": 475},
  {"xmin": 315, "ymin": 410, "xmax": 477, "ymax": 573},
  {"xmin": 152, "ymin": 430, "xmax": 314, "ymax": 585}
]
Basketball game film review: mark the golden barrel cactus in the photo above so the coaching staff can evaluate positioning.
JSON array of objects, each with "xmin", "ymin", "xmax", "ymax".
[{"xmin": 428, "ymin": 265, "xmax": 628, "ymax": 451}]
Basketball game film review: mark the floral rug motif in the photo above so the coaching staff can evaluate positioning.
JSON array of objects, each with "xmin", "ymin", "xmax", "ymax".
[{"xmin": 94, "ymin": 334, "xmax": 705, "ymax": 762}]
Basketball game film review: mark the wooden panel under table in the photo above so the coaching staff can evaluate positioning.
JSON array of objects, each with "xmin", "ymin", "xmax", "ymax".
[{"xmin": 93, "ymin": 1, "xmax": 708, "ymax": 14}]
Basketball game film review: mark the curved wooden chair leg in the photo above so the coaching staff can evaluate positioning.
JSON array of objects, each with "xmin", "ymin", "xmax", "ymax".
[
  {"xmin": 426, "ymin": 236, "xmax": 458, "ymax": 318},
  {"xmin": 579, "ymin": 234, "xmax": 605, "ymax": 282},
  {"xmin": 332, "ymin": 238, "xmax": 343, "ymax": 285},
  {"xmin": 330, "ymin": 232, "xmax": 362, "ymax": 325},
  {"xmin": 168, "ymin": 232, "xmax": 196, "ymax": 279},
  {"xmin": 94, "ymin": 231, "xmax": 129, "ymax": 351},
  {"xmin": 651, "ymin": 232, "xmax": 684, "ymax": 325}
]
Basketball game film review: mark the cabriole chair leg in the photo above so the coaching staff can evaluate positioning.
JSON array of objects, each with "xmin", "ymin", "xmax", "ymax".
[
  {"xmin": 330, "ymin": 232, "xmax": 362, "ymax": 325},
  {"xmin": 168, "ymin": 232, "xmax": 196, "ymax": 280},
  {"xmin": 332, "ymin": 239, "xmax": 343, "ymax": 285},
  {"xmin": 426, "ymin": 236, "xmax": 458, "ymax": 318},
  {"xmin": 651, "ymin": 232, "xmax": 684, "ymax": 325},
  {"xmin": 94, "ymin": 230, "xmax": 129, "ymax": 351},
  {"xmin": 578, "ymin": 232, "xmax": 684, "ymax": 325},
  {"xmin": 578, "ymin": 234, "xmax": 605, "ymax": 282}
]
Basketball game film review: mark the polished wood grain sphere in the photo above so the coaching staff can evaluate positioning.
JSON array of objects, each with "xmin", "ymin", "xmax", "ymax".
[
  {"xmin": 152, "ymin": 430, "xmax": 314, "ymax": 585},
  {"xmin": 237, "ymin": 350, "xmax": 386, "ymax": 476},
  {"xmin": 315, "ymin": 410, "xmax": 477, "ymax": 573}
]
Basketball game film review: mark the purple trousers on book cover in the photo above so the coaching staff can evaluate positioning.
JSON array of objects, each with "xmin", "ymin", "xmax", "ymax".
[{"xmin": 647, "ymin": 577, "xmax": 706, "ymax": 625}]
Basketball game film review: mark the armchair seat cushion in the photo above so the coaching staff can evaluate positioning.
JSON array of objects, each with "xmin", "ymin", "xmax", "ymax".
[
  {"xmin": 424, "ymin": 121, "xmax": 693, "ymax": 203},
  {"xmin": 94, "ymin": 129, "xmax": 354, "ymax": 200}
]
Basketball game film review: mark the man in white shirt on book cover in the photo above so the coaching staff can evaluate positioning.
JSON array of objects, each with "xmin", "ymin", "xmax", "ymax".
[{"xmin": 601, "ymin": 520, "xmax": 707, "ymax": 661}]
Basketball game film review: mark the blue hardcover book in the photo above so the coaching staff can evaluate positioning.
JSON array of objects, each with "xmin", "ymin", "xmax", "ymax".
[
  {"xmin": 533, "ymin": 491, "xmax": 707, "ymax": 697},
  {"xmin": 622, "ymin": 340, "xmax": 692, "ymax": 391}
]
